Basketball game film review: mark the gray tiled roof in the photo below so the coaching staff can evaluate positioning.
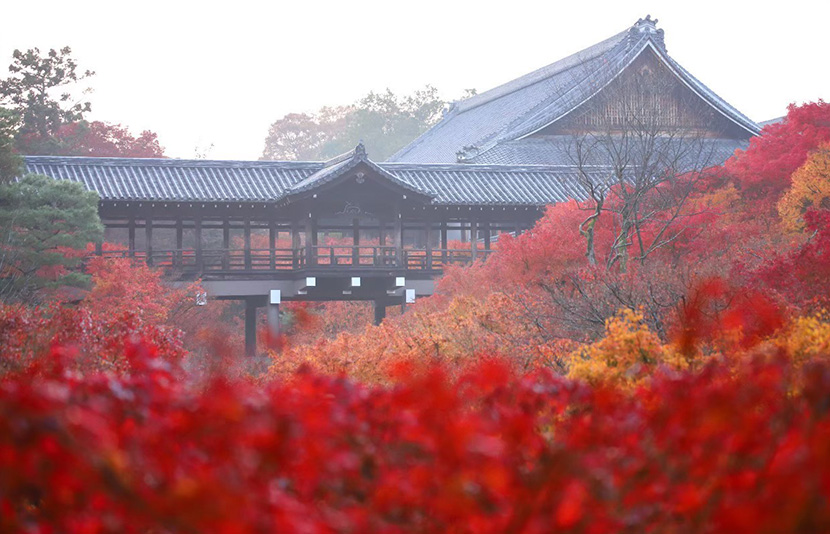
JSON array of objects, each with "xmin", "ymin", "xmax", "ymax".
[
  {"xmin": 464, "ymin": 136, "xmax": 748, "ymax": 169},
  {"xmin": 389, "ymin": 17, "xmax": 760, "ymax": 165},
  {"xmin": 24, "ymin": 152, "xmax": 595, "ymax": 206},
  {"xmin": 283, "ymin": 142, "xmax": 433, "ymax": 200},
  {"xmin": 25, "ymin": 156, "xmax": 321, "ymax": 202}
]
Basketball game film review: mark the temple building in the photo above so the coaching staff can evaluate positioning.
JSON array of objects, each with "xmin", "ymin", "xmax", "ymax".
[{"xmin": 24, "ymin": 16, "xmax": 762, "ymax": 355}]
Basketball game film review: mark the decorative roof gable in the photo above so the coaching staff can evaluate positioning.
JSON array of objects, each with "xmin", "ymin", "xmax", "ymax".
[
  {"xmin": 276, "ymin": 142, "xmax": 433, "ymax": 204},
  {"xmin": 389, "ymin": 16, "xmax": 760, "ymax": 165}
]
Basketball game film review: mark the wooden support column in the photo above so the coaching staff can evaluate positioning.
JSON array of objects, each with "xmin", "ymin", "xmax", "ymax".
[
  {"xmin": 145, "ymin": 219, "xmax": 153, "ymax": 266},
  {"xmin": 440, "ymin": 221, "xmax": 447, "ymax": 264},
  {"xmin": 305, "ymin": 215, "xmax": 315, "ymax": 266},
  {"xmin": 424, "ymin": 221, "xmax": 432, "ymax": 270},
  {"xmin": 484, "ymin": 221, "xmax": 491, "ymax": 251},
  {"xmin": 267, "ymin": 302, "xmax": 280, "ymax": 337},
  {"xmin": 94, "ymin": 240, "xmax": 103, "ymax": 256},
  {"xmin": 268, "ymin": 220, "xmax": 277, "ymax": 270},
  {"xmin": 352, "ymin": 218, "xmax": 360, "ymax": 266},
  {"xmin": 244, "ymin": 219, "xmax": 252, "ymax": 270},
  {"xmin": 470, "ymin": 217, "xmax": 478, "ymax": 262},
  {"xmin": 291, "ymin": 220, "xmax": 301, "ymax": 267},
  {"xmin": 128, "ymin": 218, "xmax": 136, "ymax": 258},
  {"xmin": 394, "ymin": 213, "xmax": 403, "ymax": 268},
  {"xmin": 374, "ymin": 300, "xmax": 386, "ymax": 325},
  {"xmin": 175, "ymin": 219, "xmax": 183, "ymax": 267},
  {"xmin": 222, "ymin": 221, "xmax": 230, "ymax": 270},
  {"xmin": 194, "ymin": 218, "xmax": 203, "ymax": 272},
  {"xmin": 245, "ymin": 299, "xmax": 257, "ymax": 357}
]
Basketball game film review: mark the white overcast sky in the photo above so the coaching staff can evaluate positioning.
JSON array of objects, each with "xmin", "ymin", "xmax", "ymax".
[{"xmin": 1, "ymin": 0, "xmax": 827, "ymax": 160}]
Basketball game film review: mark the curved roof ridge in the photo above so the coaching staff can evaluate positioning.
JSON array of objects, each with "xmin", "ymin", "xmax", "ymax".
[
  {"xmin": 465, "ymin": 34, "xmax": 648, "ymax": 158},
  {"xmin": 23, "ymin": 155, "xmax": 325, "ymax": 169},
  {"xmin": 455, "ymin": 28, "xmax": 631, "ymax": 113},
  {"xmin": 662, "ymin": 54, "xmax": 760, "ymax": 135}
]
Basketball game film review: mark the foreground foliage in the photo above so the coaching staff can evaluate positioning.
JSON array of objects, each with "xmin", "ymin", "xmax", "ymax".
[{"xmin": 1, "ymin": 337, "xmax": 829, "ymax": 533}]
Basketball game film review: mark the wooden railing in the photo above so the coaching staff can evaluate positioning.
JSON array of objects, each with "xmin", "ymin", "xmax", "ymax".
[{"xmin": 96, "ymin": 247, "xmax": 493, "ymax": 273}]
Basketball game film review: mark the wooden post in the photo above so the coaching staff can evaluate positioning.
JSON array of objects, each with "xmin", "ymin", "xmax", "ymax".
[
  {"xmin": 222, "ymin": 221, "xmax": 230, "ymax": 270},
  {"xmin": 94, "ymin": 240, "xmax": 103, "ymax": 256},
  {"xmin": 291, "ymin": 220, "xmax": 301, "ymax": 268},
  {"xmin": 267, "ymin": 303, "xmax": 280, "ymax": 337},
  {"xmin": 394, "ymin": 213, "xmax": 403, "ymax": 268},
  {"xmin": 243, "ymin": 219, "xmax": 252, "ymax": 270},
  {"xmin": 440, "ymin": 221, "xmax": 447, "ymax": 265},
  {"xmin": 373, "ymin": 300, "xmax": 386, "ymax": 325},
  {"xmin": 175, "ymin": 219, "xmax": 183, "ymax": 267},
  {"xmin": 424, "ymin": 221, "xmax": 432, "ymax": 270},
  {"xmin": 484, "ymin": 221, "xmax": 491, "ymax": 251},
  {"xmin": 352, "ymin": 218, "xmax": 359, "ymax": 266},
  {"xmin": 145, "ymin": 219, "xmax": 153, "ymax": 266},
  {"xmin": 470, "ymin": 217, "xmax": 477, "ymax": 262},
  {"xmin": 268, "ymin": 220, "xmax": 277, "ymax": 270},
  {"xmin": 305, "ymin": 215, "xmax": 315, "ymax": 266},
  {"xmin": 245, "ymin": 299, "xmax": 257, "ymax": 357},
  {"xmin": 128, "ymin": 218, "xmax": 136, "ymax": 258},
  {"xmin": 194, "ymin": 218, "xmax": 203, "ymax": 272}
]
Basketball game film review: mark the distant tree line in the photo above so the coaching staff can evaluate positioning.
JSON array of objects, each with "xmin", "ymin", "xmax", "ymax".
[
  {"xmin": 0, "ymin": 46, "xmax": 165, "ymax": 183},
  {"xmin": 261, "ymin": 87, "xmax": 475, "ymax": 162}
]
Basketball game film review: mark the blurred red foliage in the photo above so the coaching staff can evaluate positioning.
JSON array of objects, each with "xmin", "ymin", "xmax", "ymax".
[{"xmin": 1, "ymin": 337, "xmax": 829, "ymax": 533}]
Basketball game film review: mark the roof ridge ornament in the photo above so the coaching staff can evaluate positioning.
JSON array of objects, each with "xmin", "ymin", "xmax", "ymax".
[
  {"xmin": 631, "ymin": 14, "xmax": 666, "ymax": 51},
  {"xmin": 354, "ymin": 140, "xmax": 367, "ymax": 159}
]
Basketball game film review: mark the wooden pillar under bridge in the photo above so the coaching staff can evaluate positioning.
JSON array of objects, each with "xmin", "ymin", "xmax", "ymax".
[
  {"xmin": 374, "ymin": 300, "xmax": 386, "ymax": 325},
  {"xmin": 245, "ymin": 299, "xmax": 257, "ymax": 357},
  {"xmin": 267, "ymin": 304, "xmax": 280, "ymax": 336},
  {"xmin": 483, "ymin": 221, "xmax": 491, "ymax": 251}
]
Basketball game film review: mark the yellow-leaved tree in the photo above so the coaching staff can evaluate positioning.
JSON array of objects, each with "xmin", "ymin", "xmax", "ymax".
[{"xmin": 779, "ymin": 143, "xmax": 830, "ymax": 231}]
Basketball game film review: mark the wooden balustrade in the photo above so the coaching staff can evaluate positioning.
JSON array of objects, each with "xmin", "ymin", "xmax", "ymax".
[{"xmin": 91, "ymin": 246, "xmax": 492, "ymax": 273}]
